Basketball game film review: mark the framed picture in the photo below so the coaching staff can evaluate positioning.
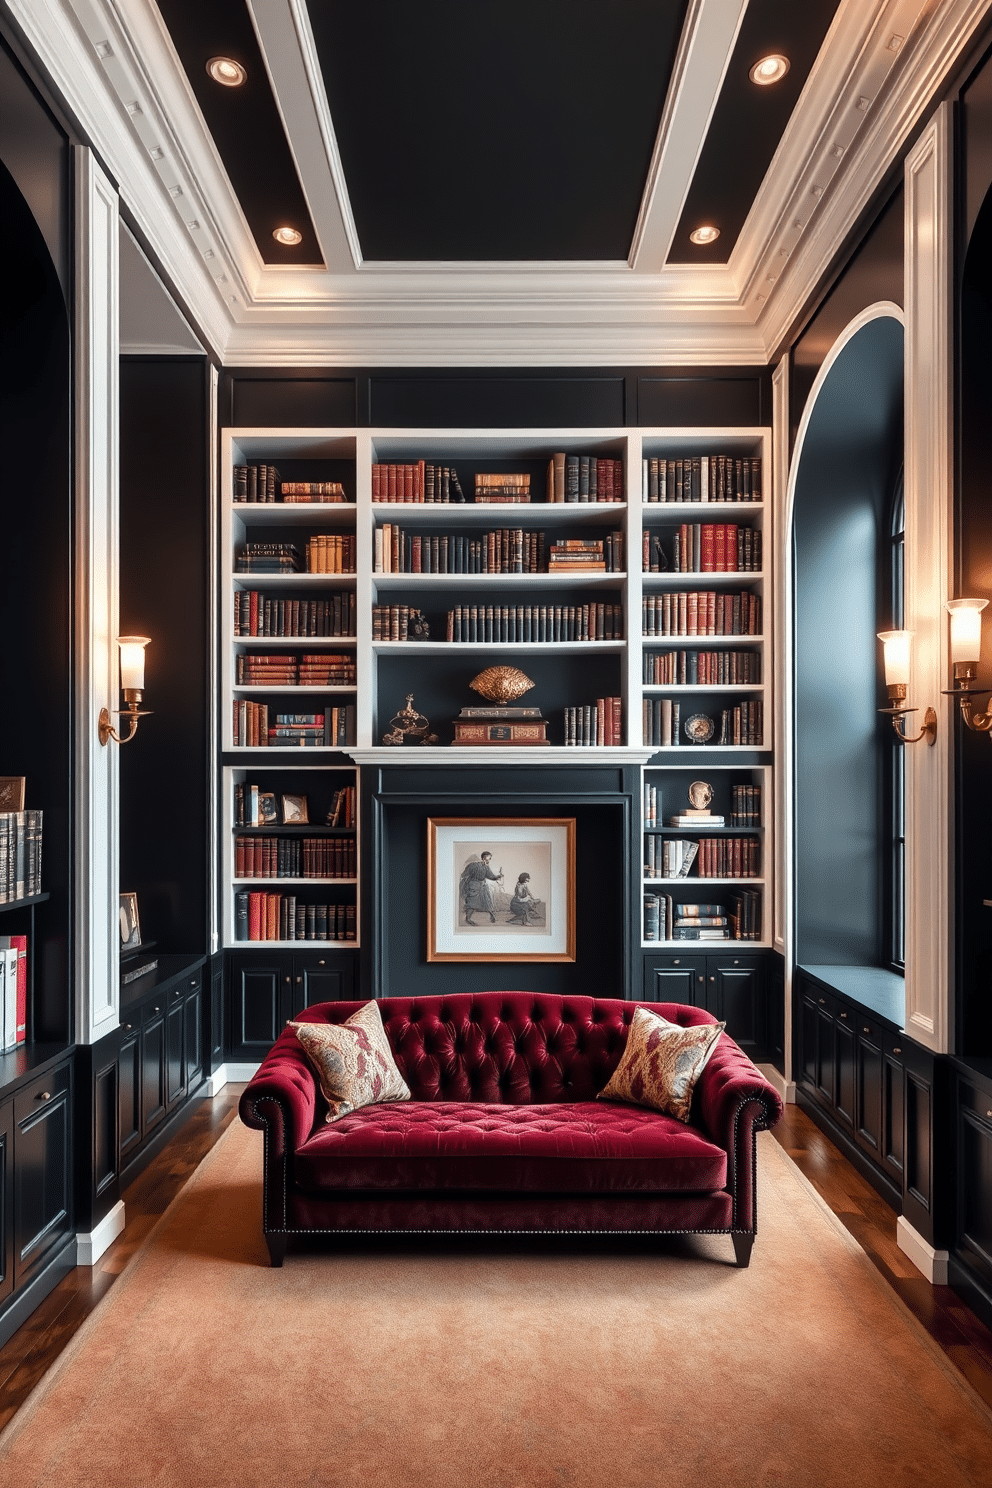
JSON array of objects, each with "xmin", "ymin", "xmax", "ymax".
[
  {"xmin": 427, "ymin": 818, "xmax": 576, "ymax": 963},
  {"xmin": 0, "ymin": 777, "xmax": 25, "ymax": 812},
  {"xmin": 281, "ymin": 794, "xmax": 309, "ymax": 824},
  {"xmin": 119, "ymin": 892, "xmax": 141, "ymax": 951}
]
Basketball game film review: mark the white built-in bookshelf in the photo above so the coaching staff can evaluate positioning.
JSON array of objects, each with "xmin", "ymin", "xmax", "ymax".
[{"xmin": 219, "ymin": 426, "xmax": 772, "ymax": 952}]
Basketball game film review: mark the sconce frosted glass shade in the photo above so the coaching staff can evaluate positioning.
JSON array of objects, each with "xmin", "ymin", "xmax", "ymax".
[
  {"xmin": 877, "ymin": 629, "xmax": 913, "ymax": 687},
  {"xmin": 117, "ymin": 636, "xmax": 150, "ymax": 692},
  {"xmin": 946, "ymin": 598, "xmax": 988, "ymax": 664}
]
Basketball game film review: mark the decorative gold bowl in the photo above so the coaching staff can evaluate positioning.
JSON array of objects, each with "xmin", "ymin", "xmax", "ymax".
[{"xmin": 468, "ymin": 666, "xmax": 536, "ymax": 703}]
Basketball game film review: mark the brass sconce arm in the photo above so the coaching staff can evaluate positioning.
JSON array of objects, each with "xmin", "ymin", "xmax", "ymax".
[
  {"xmin": 942, "ymin": 666, "xmax": 992, "ymax": 734},
  {"xmin": 99, "ymin": 691, "xmax": 152, "ymax": 746},
  {"xmin": 878, "ymin": 683, "xmax": 937, "ymax": 745}
]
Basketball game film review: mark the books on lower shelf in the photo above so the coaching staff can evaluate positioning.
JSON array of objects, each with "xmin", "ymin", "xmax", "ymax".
[
  {"xmin": 234, "ymin": 893, "xmax": 356, "ymax": 942},
  {"xmin": 642, "ymin": 455, "xmax": 762, "ymax": 503},
  {"xmin": 474, "ymin": 473, "xmax": 530, "ymax": 503},
  {"xmin": 643, "ymin": 649, "xmax": 760, "ymax": 685},
  {"xmin": 0, "ymin": 811, "xmax": 43, "ymax": 904},
  {"xmin": 232, "ymin": 703, "xmax": 355, "ymax": 747},
  {"xmin": 304, "ymin": 535, "xmax": 355, "ymax": 573},
  {"xmin": 372, "ymin": 528, "xmax": 625, "ymax": 574},
  {"xmin": 446, "ymin": 603, "xmax": 623, "ymax": 642},
  {"xmin": 235, "ymin": 542, "xmax": 301, "ymax": 573},
  {"xmin": 373, "ymin": 463, "xmax": 465, "ymax": 502},
  {"xmin": 235, "ymin": 836, "xmax": 356, "ymax": 879},
  {"xmin": 547, "ymin": 454, "xmax": 624, "ymax": 503},
  {"xmin": 233, "ymin": 782, "xmax": 356, "ymax": 827},
  {"xmin": 233, "ymin": 466, "xmax": 349, "ymax": 503},
  {"xmin": 642, "ymin": 592, "xmax": 760, "ymax": 637},
  {"xmin": 643, "ymin": 524, "xmax": 761, "ymax": 574},
  {"xmin": 234, "ymin": 591, "xmax": 356, "ymax": 637},
  {"xmin": 717, "ymin": 702, "xmax": 763, "ymax": 746},
  {"xmin": 0, "ymin": 934, "xmax": 27, "ymax": 1048},
  {"xmin": 548, "ymin": 535, "xmax": 624, "ymax": 571},
  {"xmin": 564, "ymin": 698, "xmax": 622, "ymax": 746},
  {"xmin": 643, "ymin": 889, "xmax": 761, "ymax": 942}
]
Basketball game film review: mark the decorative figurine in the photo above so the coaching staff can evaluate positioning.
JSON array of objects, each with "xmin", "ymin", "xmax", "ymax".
[
  {"xmin": 468, "ymin": 666, "xmax": 536, "ymax": 703},
  {"xmin": 381, "ymin": 694, "xmax": 438, "ymax": 746}
]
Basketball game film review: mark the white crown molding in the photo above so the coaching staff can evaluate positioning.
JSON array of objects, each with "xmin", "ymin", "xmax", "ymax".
[
  {"xmin": 246, "ymin": 0, "xmax": 362, "ymax": 271},
  {"xmin": 629, "ymin": 0, "xmax": 746, "ymax": 272},
  {"xmin": 756, "ymin": 0, "xmax": 992, "ymax": 356},
  {"xmin": 8, "ymin": 0, "xmax": 235, "ymax": 355}
]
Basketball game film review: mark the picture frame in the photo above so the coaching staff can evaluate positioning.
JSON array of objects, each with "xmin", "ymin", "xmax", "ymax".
[
  {"xmin": 281, "ymin": 794, "xmax": 309, "ymax": 824},
  {"xmin": 427, "ymin": 818, "xmax": 576, "ymax": 963},
  {"xmin": 0, "ymin": 777, "xmax": 25, "ymax": 812},
  {"xmin": 118, "ymin": 892, "xmax": 141, "ymax": 951}
]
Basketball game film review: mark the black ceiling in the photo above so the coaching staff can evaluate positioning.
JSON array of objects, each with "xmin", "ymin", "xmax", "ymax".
[
  {"xmin": 154, "ymin": 0, "xmax": 844, "ymax": 268},
  {"xmin": 308, "ymin": 0, "xmax": 687, "ymax": 261},
  {"xmin": 668, "ymin": 0, "xmax": 843, "ymax": 264},
  {"xmin": 155, "ymin": 0, "xmax": 322, "ymax": 266}
]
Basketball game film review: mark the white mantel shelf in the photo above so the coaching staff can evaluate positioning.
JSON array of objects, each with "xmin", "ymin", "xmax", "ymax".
[{"xmin": 347, "ymin": 747, "xmax": 658, "ymax": 767}]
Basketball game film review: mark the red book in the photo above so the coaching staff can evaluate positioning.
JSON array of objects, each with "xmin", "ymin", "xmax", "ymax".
[
  {"xmin": 702, "ymin": 524, "xmax": 715, "ymax": 573},
  {"xmin": 248, "ymin": 893, "xmax": 262, "ymax": 941}
]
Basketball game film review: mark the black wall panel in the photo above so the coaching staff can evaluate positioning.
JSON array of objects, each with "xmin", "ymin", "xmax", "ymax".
[
  {"xmin": 369, "ymin": 376, "xmax": 627, "ymax": 428},
  {"xmin": 0, "ymin": 40, "xmax": 69, "ymax": 297},
  {"xmin": 228, "ymin": 376, "xmax": 357, "ymax": 428},
  {"xmin": 119, "ymin": 358, "xmax": 210, "ymax": 953},
  {"xmin": 637, "ymin": 373, "xmax": 769, "ymax": 427}
]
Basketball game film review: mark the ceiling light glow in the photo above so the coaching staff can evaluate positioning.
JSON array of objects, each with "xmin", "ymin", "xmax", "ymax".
[
  {"xmin": 272, "ymin": 226, "xmax": 303, "ymax": 246},
  {"xmin": 749, "ymin": 54, "xmax": 790, "ymax": 86},
  {"xmin": 689, "ymin": 225, "xmax": 720, "ymax": 246},
  {"xmin": 206, "ymin": 57, "xmax": 247, "ymax": 87}
]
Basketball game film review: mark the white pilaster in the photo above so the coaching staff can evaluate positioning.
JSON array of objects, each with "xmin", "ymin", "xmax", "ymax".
[
  {"xmin": 903, "ymin": 105, "xmax": 954, "ymax": 1056},
  {"xmin": 771, "ymin": 355, "xmax": 792, "ymax": 1085},
  {"xmin": 896, "ymin": 1215, "xmax": 949, "ymax": 1285},
  {"xmin": 74, "ymin": 146, "xmax": 120, "ymax": 1046}
]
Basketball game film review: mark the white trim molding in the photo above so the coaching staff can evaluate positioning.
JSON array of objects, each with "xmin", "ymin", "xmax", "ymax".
[
  {"xmin": 903, "ymin": 105, "xmax": 954, "ymax": 1056},
  {"xmin": 77, "ymin": 1199, "xmax": 126, "ymax": 1266},
  {"xmin": 771, "ymin": 353, "xmax": 791, "ymax": 1081},
  {"xmin": 896, "ymin": 1215, "xmax": 950, "ymax": 1284},
  {"xmin": 74, "ymin": 146, "xmax": 120, "ymax": 1047}
]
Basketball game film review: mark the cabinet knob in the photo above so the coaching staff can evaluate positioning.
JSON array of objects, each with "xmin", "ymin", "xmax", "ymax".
[
  {"xmin": 839, "ymin": 1012, "xmax": 848, "ymax": 1020},
  {"xmin": 153, "ymin": 1007, "xmax": 160, "ymax": 1014},
  {"xmin": 709, "ymin": 976, "xmax": 715, "ymax": 983},
  {"xmin": 673, "ymin": 959, "xmax": 680, "ymax": 965},
  {"xmin": 296, "ymin": 976, "xmax": 302, "ymax": 985},
  {"xmin": 37, "ymin": 1091, "xmax": 51, "ymax": 1102},
  {"xmin": 284, "ymin": 977, "xmax": 291, "ymax": 985},
  {"xmin": 987, "ymin": 1110, "xmax": 992, "ymax": 1119},
  {"xmin": 893, "ymin": 1047, "xmax": 901, "ymax": 1055},
  {"xmin": 190, "ymin": 979, "xmax": 198, "ymax": 988},
  {"xmin": 698, "ymin": 976, "xmax": 704, "ymax": 983},
  {"xmin": 863, "ymin": 1026, "xmax": 871, "ymax": 1035},
  {"xmin": 818, "ymin": 997, "xmax": 826, "ymax": 1005},
  {"xmin": 123, "ymin": 1023, "xmax": 132, "ymax": 1032},
  {"xmin": 318, "ymin": 959, "xmax": 326, "ymax": 966}
]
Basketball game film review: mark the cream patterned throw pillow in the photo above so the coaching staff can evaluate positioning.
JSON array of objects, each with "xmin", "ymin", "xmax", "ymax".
[
  {"xmin": 597, "ymin": 1006, "xmax": 725, "ymax": 1122},
  {"xmin": 289, "ymin": 1002, "xmax": 411, "ymax": 1123}
]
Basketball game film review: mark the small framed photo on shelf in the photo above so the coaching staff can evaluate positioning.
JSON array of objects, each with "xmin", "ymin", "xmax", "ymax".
[
  {"xmin": 427, "ymin": 818, "xmax": 576, "ymax": 963},
  {"xmin": 258, "ymin": 792, "xmax": 279, "ymax": 825},
  {"xmin": 281, "ymin": 794, "xmax": 309, "ymax": 825},
  {"xmin": 0, "ymin": 777, "xmax": 25, "ymax": 811},
  {"xmin": 119, "ymin": 892, "xmax": 141, "ymax": 951}
]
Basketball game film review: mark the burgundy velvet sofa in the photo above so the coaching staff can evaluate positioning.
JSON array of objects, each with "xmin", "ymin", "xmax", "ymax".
[{"xmin": 239, "ymin": 990, "xmax": 783, "ymax": 1268}]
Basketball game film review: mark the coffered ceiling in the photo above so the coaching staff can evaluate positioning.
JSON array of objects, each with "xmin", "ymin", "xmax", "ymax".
[{"xmin": 7, "ymin": 0, "xmax": 991, "ymax": 364}]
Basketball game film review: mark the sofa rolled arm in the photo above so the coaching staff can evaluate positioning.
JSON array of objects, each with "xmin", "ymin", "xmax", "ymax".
[{"xmin": 693, "ymin": 1034, "xmax": 783, "ymax": 1231}]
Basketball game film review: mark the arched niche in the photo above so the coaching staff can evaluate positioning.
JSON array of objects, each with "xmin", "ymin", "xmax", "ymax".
[{"xmin": 790, "ymin": 310, "xmax": 904, "ymax": 967}]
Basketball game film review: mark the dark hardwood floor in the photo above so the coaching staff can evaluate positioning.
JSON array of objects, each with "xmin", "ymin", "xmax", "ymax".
[{"xmin": 1, "ymin": 1090, "xmax": 991, "ymax": 1428}]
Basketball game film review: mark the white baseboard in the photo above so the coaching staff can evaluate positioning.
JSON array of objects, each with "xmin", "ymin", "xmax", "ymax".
[
  {"xmin": 896, "ymin": 1216, "xmax": 949, "ymax": 1284},
  {"xmin": 219, "ymin": 1062, "xmax": 260, "ymax": 1085},
  {"xmin": 205, "ymin": 1065, "xmax": 228, "ymax": 1096},
  {"xmin": 758, "ymin": 1064, "xmax": 796, "ymax": 1104},
  {"xmin": 77, "ymin": 1200, "xmax": 126, "ymax": 1266}
]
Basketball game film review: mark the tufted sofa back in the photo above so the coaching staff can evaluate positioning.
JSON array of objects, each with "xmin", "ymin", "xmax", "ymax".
[{"xmin": 295, "ymin": 990, "xmax": 718, "ymax": 1104}]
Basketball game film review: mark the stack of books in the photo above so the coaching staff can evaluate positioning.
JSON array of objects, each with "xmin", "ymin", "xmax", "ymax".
[
  {"xmin": 452, "ymin": 706, "xmax": 549, "ymax": 746},
  {"xmin": 643, "ymin": 649, "xmax": 760, "ymax": 685},
  {"xmin": 0, "ymin": 811, "xmax": 43, "ymax": 902},
  {"xmin": 643, "ymin": 524, "xmax": 762, "ymax": 573},
  {"xmin": 717, "ymin": 701, "xmax": 763, "ymax": 745},
  {"xmin": 0, "ymin": 934, "xmax": 26, "ymax": 1047},
  {"xmin": 730, "ymin": 784, "xmax": 761, "ymax": 827},
  {"xmin": 564, "ymin": 697, "xmax": 622, "ymax": 745},
  {"xmin": 235, "ymin": 654, "xmax": 356, "ymax": 686},
  {"xmin": 446, "ymin": 603, "xmax": 623, "ymax": 642},
  {"xmin": 641, "ymin": 455, "xmax": 762, "ymax": 503},
  {"xmin": 235, "ymin": 837, "xmax": 356, "ymax": 879},
  {"xmin": 280, "ymin": 481, "xmax": 347, "ymax": 503},
  {"xmin": 304, "ymin": 535, "xmax": 355, "ymax": 573},
  {"xmin": 234, "ymin": 893, "xmax": 356, "ymax": 941},
  {"xmin": 672, "ymin": 902, "xmax": 730, "ymax": 940},
  {"xmin": 548, "ymin": 534, "xmax": 624, "ymax": 572},
  {"xmin": 641, "ymin": 591, "xmax": 762, "ymax": 637},
  {"xmin": 233, "ymin": 463, "xmax": 280, "ymax": 502},
  {"xmin": 372, "ymin": 463, "xmax": 465, "ymax": 502},
  {"xmin": 235, "ymin": 543, "xmax": 300, "ymax": 574},
  {"xmin": 234, "ymin": 592, "xmax": 356, "ymax": 638},
  {"xmin": 474, "ymin": 473, "xmax": 531, "ymax": 504}
]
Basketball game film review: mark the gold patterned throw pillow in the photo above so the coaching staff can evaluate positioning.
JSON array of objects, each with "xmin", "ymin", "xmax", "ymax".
[
  {"xmin": 289, "ymin": 1002, "xmax": 411, "ymax": 1123},
  {"xmin": 597, "ymin": 1006, "xmax": 725, "ymax": 1123}
]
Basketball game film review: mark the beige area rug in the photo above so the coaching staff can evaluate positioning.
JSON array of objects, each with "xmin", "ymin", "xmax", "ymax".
[{"xmin": 2, "ymin": 1121, "xmax": 991, "ymax": 1488}]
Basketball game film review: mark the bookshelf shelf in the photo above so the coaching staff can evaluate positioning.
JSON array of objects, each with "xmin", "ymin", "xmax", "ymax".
[
  {"xmin": 644, "ymin": 877, "xmax": 766, "ymax": 886},
  {"xmin": 233, "ymin": 878, "xmax": 358, "ymax": 887},
  {"xmin": 220, "ymin": 424, "xmax": 772, "ymax": 954}
]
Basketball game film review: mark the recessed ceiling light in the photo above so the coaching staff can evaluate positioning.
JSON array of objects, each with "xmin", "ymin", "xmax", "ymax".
[
  {"xmin": 272, "ymin": 226, "xmax": 303, "ymax": 246},
  {"xmin": 206, "ymin": 57, "xmax": 247, "ymax": 87},
  {"xmin": 749, "ymin": 54, "xmax": 790, "ymax": 86},
  {"xmin": 689, "ymin": 225, "xmax": 720, "ymax": 246}
]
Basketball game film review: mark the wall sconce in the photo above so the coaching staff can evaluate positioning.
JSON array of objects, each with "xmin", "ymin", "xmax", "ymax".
[
  {"xmin": 943, "ymin": 598, "xmax": 992, "ymax": 734},
  {"xmin": 99, "ymin": 636, "xmax": 152, "ymax": 745},
  {"xmin": 876, "ymin": 629, "xmax": 937, "ymax": 744}
]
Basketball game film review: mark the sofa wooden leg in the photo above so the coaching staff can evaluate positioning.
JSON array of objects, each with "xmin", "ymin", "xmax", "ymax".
[
  {"xmin": 265, "ymin": 1233, "xmax": 287, "ymax": 1267},
  {"xmin": 732, "ymin": 1232, "xmax": 754, "ymax": 1268}
]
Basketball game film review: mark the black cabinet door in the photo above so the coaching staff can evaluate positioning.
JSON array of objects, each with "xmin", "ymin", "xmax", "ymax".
[
  {"xmin": 141, "ymin": 1005, "xmax": 167, "ymax": 1137},
  {"xmin": 834, "ymin": 1011, "xmax": 856, "ymax": 1128},
  {"xmin": 184, "ymin": 984, "xmax": 204, "ymax": 1094},
  {"xmin": 815, "ymin": 1003, "xmax": 835, "ymax": 1105},
  {"xmin": 166, "ymin": 995, "xmax": 186, "ymax": 1111},
  {"xmin": 707, "ymin": 956, "xmax": 763, "ymax": 1056},
  {"xmin": 293, "ymin": 954, "xmax": 355, "ymax": 1014},
  {"xmin": 118, "ymin": 1023, "xmax": 142, "ymax": 1163},
  {"xmin": 13, "ymin": 1063, "xmax": 72, "ymax": 1288},
  {"xmin": 228, "ymin": 955, "xmax": 292, "ymax": 1061},
  {"xmin": 882, "ymin": 1031, "xmax": 906, "ymax": 1182},
  {"xmin": 210, "ymin": 962, "xmax": 224, "ymax": 1068},
  {"xmin": 855, "ymin": 1018, "xmax": 883, "ymax": 1158},
  {"xmin": 643, "ymin": 957, "xmax": 706, "ymax": 1006},
  {"xmin": 799, "ymin": 991, "xmax": 818, "ymax": 1087},
  {"xmin": 958, "ymin": 1080, "xmax": 992, "ymax": 1291},
  {"xmin": 0, "ymin": 1097, "xmax": 12, "ymax": 1306}
]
